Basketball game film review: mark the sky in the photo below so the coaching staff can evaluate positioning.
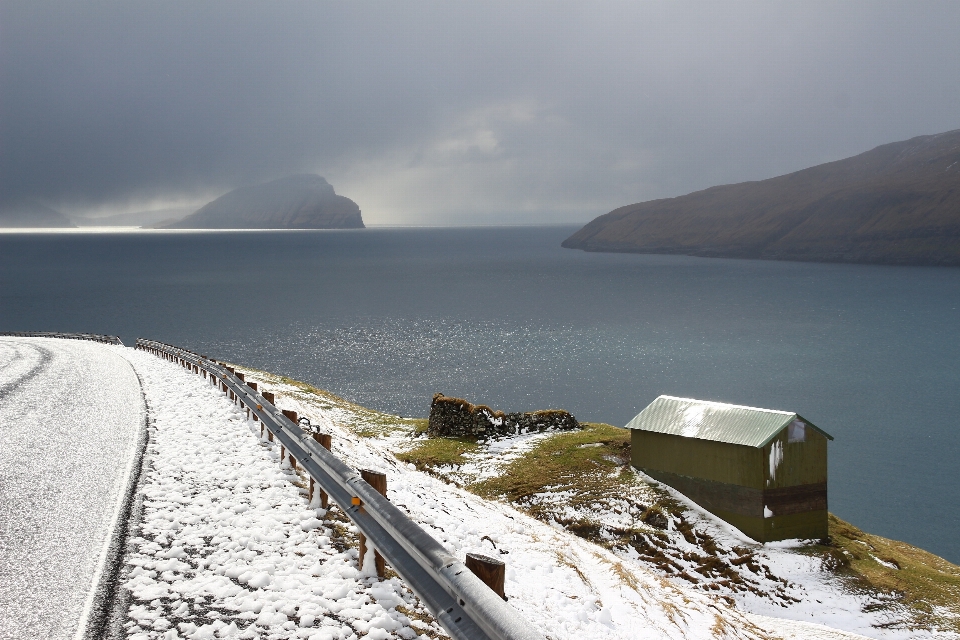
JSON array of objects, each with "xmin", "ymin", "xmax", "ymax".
[{"xmin": 2, "ymin": 1, "xmax": 959, "ymax": 225}]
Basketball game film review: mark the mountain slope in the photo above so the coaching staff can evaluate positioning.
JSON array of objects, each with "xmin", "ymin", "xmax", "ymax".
[
  {"xmin": 167, "ymin": 175, "xmax": 364, "ymax": 229},
  {"xmin": 563, "ymin": 130, "xmax": 960, "ymax": 266},
  {"xmin": 0, "ymin": 200, "xmax": 76, "ymax": 228}
]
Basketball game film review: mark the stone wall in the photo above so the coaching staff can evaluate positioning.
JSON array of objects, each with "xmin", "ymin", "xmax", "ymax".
[{"xmin": 427, "ymin": 393, "xmax": 581, "ymax": 439}]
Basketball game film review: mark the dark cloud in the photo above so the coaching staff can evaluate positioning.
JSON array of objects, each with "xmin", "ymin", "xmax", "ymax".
[{"xmin": 2, "ymin": 1, "xmax": 959, "ymax": 223}]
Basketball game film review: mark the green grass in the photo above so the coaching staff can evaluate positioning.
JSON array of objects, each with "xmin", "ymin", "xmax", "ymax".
[
  {"xmin": 396, "ymin": 435, "xmax": 480, "ymax": 470},
  {"xmin": 471, "ymin": 422, "xmax": 632, "ymax": 502}
]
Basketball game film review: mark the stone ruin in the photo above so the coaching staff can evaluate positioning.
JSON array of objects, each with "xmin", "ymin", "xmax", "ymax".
[{"xmin": 427, "ymin": 393, "xmax": 581, "ymax": 439}]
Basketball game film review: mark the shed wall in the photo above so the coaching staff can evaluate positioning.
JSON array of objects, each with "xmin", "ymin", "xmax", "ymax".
[
  {"xmin": 763, "ymin": 429, "xmax": 828, "ymax": 489},
  {"xmin": 631, "ymin": 430, "xmax": 764, "ymax": 489}
]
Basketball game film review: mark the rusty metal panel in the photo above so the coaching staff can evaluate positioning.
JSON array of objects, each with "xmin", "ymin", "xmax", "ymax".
[{"xmin": 624, "ymin": 395, "xmax": 833, "ymax": 448}]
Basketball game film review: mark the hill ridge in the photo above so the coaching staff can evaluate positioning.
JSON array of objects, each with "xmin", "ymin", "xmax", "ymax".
[{"xmin": 563, "ymin": 129, "xmax": 960, "ymax": 266}]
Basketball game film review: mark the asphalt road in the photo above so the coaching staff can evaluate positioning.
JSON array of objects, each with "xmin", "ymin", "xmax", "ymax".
[{"xmin": 0, "ymin": 338, "xmax": 145, "ymax": 640}]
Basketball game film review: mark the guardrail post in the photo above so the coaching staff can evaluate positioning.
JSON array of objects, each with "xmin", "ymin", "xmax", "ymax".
[
  {"xmin": 280, "ymin": 410, "xmax": 298, "ymax": 469},
  {"xmin": 466, "ymin": 553, "xmax": 507, "ymax": 600},
  {"xmin": 359, "ymin": 469, "xmax": 387, "ymax": 578},
  {"xmin": 310, "ymin": 433, "xmax": 332, "ymax": 509},
  {"xmin": 262, "ymin": 392, "xmax": 276, "ymax": 441},
  {"xmin": 248, "ymin": 383, "xmax": 258, "ymax": 420}
]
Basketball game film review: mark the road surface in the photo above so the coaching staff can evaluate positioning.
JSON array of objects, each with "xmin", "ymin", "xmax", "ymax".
[{"xmin": 0, "ymin": 337, "xmax": 145, "ymax": 640}]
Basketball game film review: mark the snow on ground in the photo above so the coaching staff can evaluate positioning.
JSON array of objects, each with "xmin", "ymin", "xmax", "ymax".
[
  {"xmin": 0, "ymin": 337, "xmax": 145, "ymax": 640},
  {"xmin": 116, "ymin": 349, "xmax": 443, "ymax": 640},
  {"xmin": 117, "ymin": 350, "xmax": 778, "ymax": 640},
  {"xmin": 516, "ymin": 470, "xmax": 944, "ymax": 640},
  {"xmin": 245, "ymin": 370, "xmax": 938, "ymax": 640},
  {"xmin": 238, "ymin": 369, "xmax": 872, "ymax": 640},
  {"xmin": 223, "ymin": 374, "xmax": 765, "ymax": 638}
]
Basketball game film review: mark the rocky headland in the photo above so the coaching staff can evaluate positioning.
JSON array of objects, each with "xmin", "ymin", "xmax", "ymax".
[
  {"xmin": 563, "ymin": 129, "xmax": 960, "ymax": 266},
  {"xmin": 165, "ymin": 174, "xmax": 364, "ymax": 229}
]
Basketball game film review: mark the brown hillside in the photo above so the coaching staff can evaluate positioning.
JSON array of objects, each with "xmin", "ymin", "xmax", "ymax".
[{"xmin": 562, "ymin": 130, "xmax": 960, "ymax": 265}]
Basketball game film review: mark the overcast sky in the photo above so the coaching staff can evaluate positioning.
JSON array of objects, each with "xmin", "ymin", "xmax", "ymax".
[{"xmin": 2, "ymin": 1, "xmax": 958, "ymax": 225}]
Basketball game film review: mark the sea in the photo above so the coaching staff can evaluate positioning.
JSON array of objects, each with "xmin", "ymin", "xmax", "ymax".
[{"xmin": 1, "ymin": 226, "xmax": 958, "ymax": 562}]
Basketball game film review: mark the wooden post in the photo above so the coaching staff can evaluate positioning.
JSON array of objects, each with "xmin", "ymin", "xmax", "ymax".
[
  {"xmin": 310, "ymin": 433, "xmax": 332, "ymax": 509},
  {"xmin": 248, "ymin": 383, "xmax": 259, "ymax": 421},
  {"xmin": 465, "ymin": 553, "xmax": 507, "ymax": 600},
  {"xmin": 260, "ymin": 392, "xmax": 276, "ymax": 440},
  {"xmin": 359, "ymin": 469, "xmax": 387, "ymax": 578},
  {"xmin": 236, "ymin": 372, "xmax": 245, "ymax": 382}
]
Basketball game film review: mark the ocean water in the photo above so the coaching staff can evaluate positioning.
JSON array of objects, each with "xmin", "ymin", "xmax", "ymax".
[{"xmin": 1, "ymin": 226, "xmax": 958, "ymax": 562}]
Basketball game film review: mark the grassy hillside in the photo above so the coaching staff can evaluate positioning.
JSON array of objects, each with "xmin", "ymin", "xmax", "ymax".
[{"xmin": 230, "ymin": 364, "xmax": 960, "ymax": 636}]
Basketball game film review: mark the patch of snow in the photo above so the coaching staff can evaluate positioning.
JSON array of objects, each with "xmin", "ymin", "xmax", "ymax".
[{"xmin": 768, "ymin": 440, "xmax": 783, "ymax": 484}]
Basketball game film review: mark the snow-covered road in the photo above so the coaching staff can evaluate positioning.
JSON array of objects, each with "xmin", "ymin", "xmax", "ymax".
[{"xmin": 0, "ymin": 337, "xmax": 146, "ymax": 640}]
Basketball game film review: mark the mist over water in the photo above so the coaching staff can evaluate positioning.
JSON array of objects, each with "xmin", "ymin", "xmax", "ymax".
[{"xmin": 1, "ymin": 226, "xmax": 958, "ymax": 561}]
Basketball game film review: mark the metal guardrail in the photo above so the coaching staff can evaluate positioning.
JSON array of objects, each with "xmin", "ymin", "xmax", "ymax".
[
  {"xmin": 136, "ymin": 338, "xmax": 544, "ymax": 640},
  {"xmin": 0, "ymin": 331, "xmax": 123, "ymax": 345}
]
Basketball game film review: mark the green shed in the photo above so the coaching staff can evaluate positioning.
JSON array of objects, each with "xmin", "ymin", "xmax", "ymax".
[{"xmin": 626, "ymin": 395, "xmax": 834, "ymax": 542}]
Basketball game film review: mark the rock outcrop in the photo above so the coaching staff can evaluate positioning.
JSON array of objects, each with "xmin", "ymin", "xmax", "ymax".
[
  {"xmin": 428, "ymin": 393, "xmax": 581, "ymax": 439},
  {"xmin": 166, "ymin": 174, "xmax": 364, "ymax": 229},
  {"xmin": 563, "ymin": 129, "xmax": 960, "ymax": 266}
]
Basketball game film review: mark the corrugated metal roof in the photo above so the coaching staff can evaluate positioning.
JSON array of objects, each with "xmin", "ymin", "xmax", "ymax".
[{"xmin": 624, "ymin": 395, "xmax": 833, "ymax": 448}]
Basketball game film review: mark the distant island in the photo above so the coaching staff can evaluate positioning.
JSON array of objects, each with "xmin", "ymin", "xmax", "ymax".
[
  {"xmin": 164, "ymin": 174, "xmax": 364, "ymax": 229},
  {"xmin": 0, "ymin": 200, "xmax": 75, "ymax": 228},
  {"xmin": 563, "ymin": 129, "xmax": 960, "ymax": 266}
]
